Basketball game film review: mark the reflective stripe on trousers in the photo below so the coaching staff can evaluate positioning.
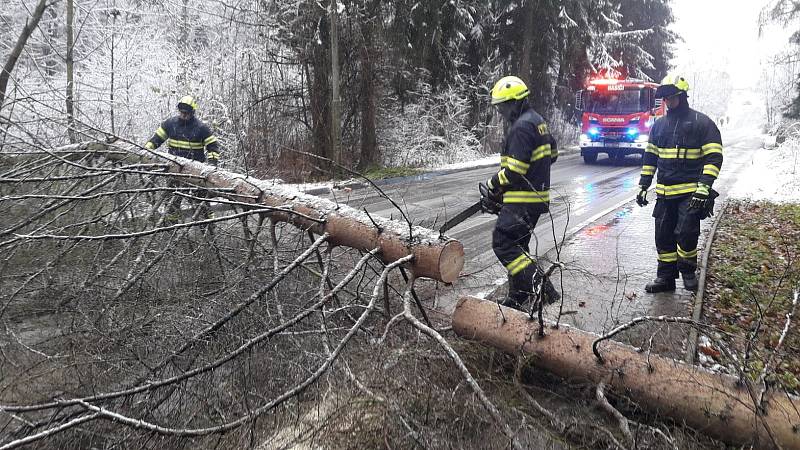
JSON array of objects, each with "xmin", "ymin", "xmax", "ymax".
[{"xmin": 652, "ymin": 195, "xmax": 701, "ymax": 279}]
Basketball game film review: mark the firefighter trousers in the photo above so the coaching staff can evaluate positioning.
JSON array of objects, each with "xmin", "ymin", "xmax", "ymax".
[
  {"xmin": 653, "ymin": 195, "xmax": 700, "ymax": 279},
  {"xmin": 492, "ymin": 204, "xmax": 542, "ymax": 297}
]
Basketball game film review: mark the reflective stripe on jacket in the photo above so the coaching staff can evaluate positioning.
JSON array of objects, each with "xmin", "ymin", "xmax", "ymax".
[
  {"xmin": 639, "ymin": 107, "xmax": 723, "ymax": 198},
  {"xmin": 488, "ymin": 109, "xmax": 558, "ymax": 211}
]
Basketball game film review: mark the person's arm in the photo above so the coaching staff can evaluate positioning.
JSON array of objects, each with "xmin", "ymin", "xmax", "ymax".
[
  {"xmin": 144, "ymin": 122, "xmax": 168, "ymax": 150},
  {"xmin": 548, "ymin": 133, "xmax": 558, "ymax": 165},
  {"xmin": 698, "ymin": 120, "xmax": 723, "ymax": 189},
  {"xmin": 488, "ymin": 127, "xmax": 536, "ymax": 192},
  {"xmin": 201, "ymin": 124, "xmax": 220, "ymax": 165},
  {"xmin": 536, "ymin": 121, "xmax": 557, "ymax": 165},
  {"xmin": 638, "ymin": 124, "xmax": 660, "ymax": 188}
]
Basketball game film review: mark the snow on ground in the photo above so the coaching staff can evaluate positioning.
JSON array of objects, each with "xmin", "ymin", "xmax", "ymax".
[
  {"xmin": 429, "ymin": 153, "xmax": 500, "ymax": 172},
  {"xmin": 728, "ymin": 139, "xmax": 800, "ymax": 202},
  {"xmin": 285, "ymin": 153, "xmax": 501, "ymax": 194}
]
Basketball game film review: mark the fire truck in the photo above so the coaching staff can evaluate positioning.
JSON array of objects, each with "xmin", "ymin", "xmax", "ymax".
[{"xmin": 576, "ymin": 78, "xmax": 665, "ymax": 164}]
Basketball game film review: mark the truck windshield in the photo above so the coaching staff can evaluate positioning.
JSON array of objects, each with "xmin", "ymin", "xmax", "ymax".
[{"xmin": 586, "ymin": 89, "xmax": 645, "ymax": 115}]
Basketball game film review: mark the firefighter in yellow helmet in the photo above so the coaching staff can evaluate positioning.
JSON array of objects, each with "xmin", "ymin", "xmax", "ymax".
[
  {"xmin": 145, "ymin": 95, "xmax": 221, "ymax": 166},
  {"xmin": 635, "ymin": 74, "xmax": 723, "ymax": 292},
  {"xmin": 484, "ymin": 76, "xmax": 560, "ymax": 310}
]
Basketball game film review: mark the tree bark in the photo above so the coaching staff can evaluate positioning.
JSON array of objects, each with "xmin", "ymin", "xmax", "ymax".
[
  {"xmin": 0, "ymin": 0, "xmax": 50, "ymax": 110},
  {"xmin": 453, "ymin": 296, "xmax": 800, "ymax": 449},
  {"xmin": 66, "ymin": 0, "xmax": 76, "ymax": 143},
  {"xmin": 357, "ymin": 0, "xmax": 379, "ymax": 170},
  {"xmin": 329, "ymin": 0, "xmax": 341, "ymax": 177}
]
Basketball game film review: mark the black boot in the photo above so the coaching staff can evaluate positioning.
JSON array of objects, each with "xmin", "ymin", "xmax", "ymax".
[
  {"xmin": 500, "ymin": 294, "xmax": 528, "ymax": 310},
  {"xmin": 500, "ymin": 267, "xmax": 534, "ymax": 311},
  {"xmin": 682, "ymin": 273, "xmax": 698, "ymax": 292},
  {"xmin": 645, "ymin": 277, "xmax": 676, "ymax": 293}
]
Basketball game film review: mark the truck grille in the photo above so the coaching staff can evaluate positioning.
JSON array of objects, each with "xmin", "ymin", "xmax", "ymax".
[{"xmin": 598, "ymin": 127, "xmax": 627, "ymax": 141}]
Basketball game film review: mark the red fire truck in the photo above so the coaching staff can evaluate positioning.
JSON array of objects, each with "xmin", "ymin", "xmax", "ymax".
[{"xmin": 576, "ymin": 78, "xmax": 665, "ymax": 164}]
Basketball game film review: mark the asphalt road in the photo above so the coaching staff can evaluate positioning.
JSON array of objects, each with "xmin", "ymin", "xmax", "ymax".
[{"xmin": 337, "ymin": 150, "xmax": 645, "ymax": 297}]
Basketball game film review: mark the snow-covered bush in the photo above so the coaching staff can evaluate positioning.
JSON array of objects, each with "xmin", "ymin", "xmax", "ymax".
[
  {"xmin": 548, "ymin": 110, "xmax": 580, "ymax": 148},
  {"xmin": 378, "ymin": 82, "xmax": 483, "ymax": 169}
]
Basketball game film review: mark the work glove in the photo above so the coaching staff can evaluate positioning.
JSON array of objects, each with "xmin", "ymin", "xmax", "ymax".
[
  {"xmin": 635, "ymin": 186, "xmax": 649, "ymax": 207},
  {"xmin": 689, "ymin": 183, "xmax": 710, "ymax": 210},
  {"xmin": 207, "ymin": 151, "xmax": 220, "ymax": 167},
  {"xmin": 479, "ymin": 180, "xmax": 502, "ymax": 215}
]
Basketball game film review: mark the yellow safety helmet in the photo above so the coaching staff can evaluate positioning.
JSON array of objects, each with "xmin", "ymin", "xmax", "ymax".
[
  {"xmin": 490, "ymin": 76, "xmax": 529, "ymax": 105},
  {"xmin": 177, "ymin": 95, "xmax": 198, "ymax": 112},
  {"xmin": 655, "ymin": 74, "xmax": 689, "ymax": 98}
]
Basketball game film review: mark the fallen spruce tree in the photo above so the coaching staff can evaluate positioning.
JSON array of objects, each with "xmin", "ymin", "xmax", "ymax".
[
  {"xmin": 453, "ymin": 296, "xmax": 800, "ymax": 449},
  {"xmin": 1, "ymin": 142, "xmax": 464, "ymax": 283}
]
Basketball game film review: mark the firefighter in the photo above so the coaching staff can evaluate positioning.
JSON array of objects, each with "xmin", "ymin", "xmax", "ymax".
[
  {"xmin": 145, "ymin": 95, "xmax": 221, "ymax": 221},
  {"xmin": 635, "ymin": 74, "xmax": 723, "ymax": 292},
  {"xmin": 145, "ymin": 95, "xmax": 220, "ymax": 166},
  {"xmin": 483, "ymin": 75, "xmax": 560, "ymax": 310}
]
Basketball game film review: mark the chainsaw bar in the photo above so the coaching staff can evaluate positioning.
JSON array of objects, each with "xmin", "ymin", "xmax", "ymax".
[{"xmin": 438, "ymin": 201, "xmax": 483, "ymax": 236}]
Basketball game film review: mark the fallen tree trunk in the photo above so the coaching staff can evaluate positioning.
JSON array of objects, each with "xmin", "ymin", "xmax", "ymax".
[
  {"xmin": 452, "ymin": 296, "xmax": 800, "ymax": 449},
  {"xmin": 1, "ymin": 142, "xmax": 464, "ymax": 283}
]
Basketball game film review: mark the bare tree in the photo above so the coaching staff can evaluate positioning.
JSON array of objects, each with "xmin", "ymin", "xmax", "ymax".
[{"xmin": 0, "ymin": 0, "xmax": 51, "ymax": 110}]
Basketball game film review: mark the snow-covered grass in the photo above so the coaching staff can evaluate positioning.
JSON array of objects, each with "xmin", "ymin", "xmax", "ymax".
[{"xmin": 729, "ymin": 137, "xmax": 800, "ymax": 203}]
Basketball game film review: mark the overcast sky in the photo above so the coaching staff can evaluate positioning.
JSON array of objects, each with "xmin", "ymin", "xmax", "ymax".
[{"xmin": 670, "ymin": 0, "xmax": 791, "ymax": 88}]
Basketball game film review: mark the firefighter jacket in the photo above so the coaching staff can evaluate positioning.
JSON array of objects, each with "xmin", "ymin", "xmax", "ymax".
[
  {"xmin": 487, "ymin": 108, "xmax": 558, "ymax": 212},
  {"xmin": 144, "ymin": 116, "xmax": 219, "ymax": 161},
  {"xmin": 639, "ymin": 104, "xmax": 723, "ymax": 198}
]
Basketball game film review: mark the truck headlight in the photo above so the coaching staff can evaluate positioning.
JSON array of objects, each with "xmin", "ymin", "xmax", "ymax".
[{"xmin": 635, "ymin": 134, "xmax": 649, "ymax": 143}]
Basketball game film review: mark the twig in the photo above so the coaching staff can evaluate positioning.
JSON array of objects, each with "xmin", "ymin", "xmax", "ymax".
[
  {"xmin": 596, "ymin": 379, "xmax": 633, "ymax": 445},
  {"xmin": 513, "ymin": 357, "xmax": 563, "ymax": 429},
  {"xmin": 400, "ymin": 274, "xmax": 523, "ymax": 450},
  {"xmin": 9, "ymin": 206, "xmax": 320, "ymax": 243},
  {"xmin": 593, "ymin": 315, "xmax": 716, "ymax": 363},
  {"xmin": 66, "ymin": 255, "xmax": 413, "ymax": 437},
  {"xmin": 0, "ymin": 413, "xmax": 101, "ymax": 450},
  {"xmin": 757, "ymin": 289, "xmax": 799, "ymax": 409}
]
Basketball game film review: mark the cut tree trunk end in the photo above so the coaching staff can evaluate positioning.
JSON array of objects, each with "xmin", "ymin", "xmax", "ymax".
[{"xmin": 452, "ymin": 296, "xmax": 800, "ymax": 449}]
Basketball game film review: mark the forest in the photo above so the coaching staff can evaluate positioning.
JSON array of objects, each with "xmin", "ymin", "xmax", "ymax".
[{"xmin": 1, "ymin": 0, "xmax": 676, "ymax": 179}]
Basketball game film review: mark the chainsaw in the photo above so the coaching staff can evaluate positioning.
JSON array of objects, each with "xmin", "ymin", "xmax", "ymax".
[{"xmin": 438, "ymin": 182, "xmax": 500, "ymax": 236}]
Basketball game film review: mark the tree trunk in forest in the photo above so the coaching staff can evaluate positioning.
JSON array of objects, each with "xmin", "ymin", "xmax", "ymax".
[
  {"xmin": 357, "ymin": 1, "xmax": 379, "ymax": 171},
  {"xmin": 0, "ymin": 0, "xmax": 50, "ymax": 110},
  {"xmin": 329, "ymin": 0, "xmax": 341, "ymax": 178},
  {"xmin": 109, "ymin": 9, "xmax": 119, "ymax": 135},
  {"xmin": 453, "ymin": 296, "xmax": 800, "ymax": 449},
  {"xmin": 307, "ymin": 52, "xmax": 332, "ymax": 177},
  {"xmin": 178, "ymin": 0, "xmax": 189, "ymax": 92},
  {"xmin": 517, "ymin": 1, "xmax": 536, "ymax": 87},
  {"xmin": 66, "ymin": 0, "xmax": 76, "ymax": 143}
]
